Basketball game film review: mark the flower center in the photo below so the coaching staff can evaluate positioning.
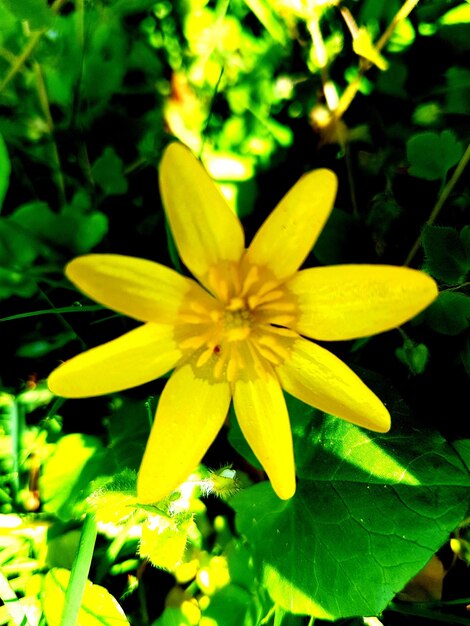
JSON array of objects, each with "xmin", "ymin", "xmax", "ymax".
[{"xmin": 175, "ymin": 261, "xmax": 298, "ymax": 383}]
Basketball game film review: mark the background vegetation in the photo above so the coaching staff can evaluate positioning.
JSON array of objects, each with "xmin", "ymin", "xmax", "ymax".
[{"xmin": 0, "ymin": 0, "xmax": 469, "ymax": 625}]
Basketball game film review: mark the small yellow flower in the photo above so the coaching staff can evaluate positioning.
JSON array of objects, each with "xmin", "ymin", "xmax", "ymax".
[{"xmin": 48, "ymin": 143, "xmax": 438, "ymax": 502}]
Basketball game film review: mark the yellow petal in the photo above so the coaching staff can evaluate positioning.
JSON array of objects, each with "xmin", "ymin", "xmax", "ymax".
[
  {"xmin": 48, "ymin": 323, "xmax": 181, "ymax": 398},
  {"xmin": 233, "ymin": 370, "xmax": 296, "ymax": 500},
  {"xmin": 159, "ymin": 143, "xmax": 245, "ymax": 289},
  {"xmin": 276, "ymin": 338, "xmax": 390, "ymax": 432},
  {"xmin": 66, "ymin": 254, "xmax": 197, "ymax": 323},
  {"xmin": 137, "ymin": 364, "xmax": 231, "ymax": 503},
  {"xmin": 245, "ymin": 169, "xmax": 337, "ymax": 280},
  {"xmin": 288, "ymin": 265, "xmax": 438, "ymax": 341}
]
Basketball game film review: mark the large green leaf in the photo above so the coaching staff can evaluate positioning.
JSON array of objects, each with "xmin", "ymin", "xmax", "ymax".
[
  {"xmin": 232, "ymin": 403, "xmax": 470, "ymax": 619},
  {"xmin": 43, "ymin": 568, "xmax": 129, "ymax": 626}
]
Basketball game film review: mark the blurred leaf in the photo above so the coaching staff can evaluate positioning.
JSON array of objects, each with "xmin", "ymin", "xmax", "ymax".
[
  {"xmin": 233, "ymin": 406, "xmax": 470, "ymax": 618},
  {"xmin": 92, "ymin": 147, "xmax": 128, "ymax": 196},
  {"xmin": 0, "ymin": 134, "xmax": 10, "ymax": 212},
  {"xmin": 423, "ymin": 291, "xmax": 470, "ymax": 335},
  {"xmin": 43, "ymin": 568, "xmax": 129, "ymax": 626},
  {"xmin": 40, "ymin": 434, "xmax": 115, "ymax": 520},
  {"xmin": 242, "ymin": 0, "xmax": 287, "ymax": 45},
  {"xmin": 152, "ymin": 607, "xmax": 192, "ymax": 626},
  {"xmin": 407, "ymin": 130, "xmax": 464, "ymax": 180},
  {"xmin": 0, "ymin": 0, "xmax": 53, "ymax": 29},
  {"xmin": 201, "ymin": 585, "xmax": 253, "ymax": 626},
  {"xmin": 81, "ymin": 11, "xmax": 127, "ymax": 107},
  {"xmin": 107, "ymin": 398, "xmax": 151, "ymax": 471},
  {"xmin": 422, "ymin": 225, "xmax": 470, "ymax": 284},
  {"xmin": 395, "ymin": 338, "xmax": 429, "ymax": 375},
  {"xmin": 353, "ymin": 28, "xmax": 389, "ymax": 70},
  {"xmin": 439, "ymin": 4, "xmax": 470, "ymax": 25},
  {"xmin": 445, "ymin": 67, "xmax": 470, "ymax": 115},
  {"xmin": 10, "ymin": 201, "xmax": 108, "ymax": 255}
]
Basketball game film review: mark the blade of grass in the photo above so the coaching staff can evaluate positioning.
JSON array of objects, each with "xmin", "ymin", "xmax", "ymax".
[
  {"xmin": 0, "ymin": 570, "xmax": 33, "ymax": 626},
  {"xmin": 0, "ymin": 304, "xmax": 104, "ymax": 322},
  {"xmin": 59, "ymin": 514, "xmax": 97, "ymax": 626}
]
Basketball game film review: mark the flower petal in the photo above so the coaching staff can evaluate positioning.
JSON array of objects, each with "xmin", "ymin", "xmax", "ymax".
[
  {"xmin": 66, "ymin": 254, "xmax": 200, "ymax": 323},
  {"xmin": 159, "ymin": 143, "xmax": 245, "ymax": 288},
  {"xmin": 276, "ymin": 337, "xmax": 390, "ymax": 432},
  {"xmin": 245, "ymin": 169, "xmax": 337, "ymax": 280},
  {"xmin": 137, "ymin": 364, "xmax": 231, "ymax": 503},
  {"xmin": 233, "ymin": 370, "xmax": 296, "ymax": 500},
  {"xmin": 288, "ymin": 265, "xmax": 438, "ymax": 340},
  {"xmin": 48, "ymin": 323, "xmax": 181, "ymax": 398}
]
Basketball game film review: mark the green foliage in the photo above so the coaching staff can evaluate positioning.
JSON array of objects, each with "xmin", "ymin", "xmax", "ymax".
[
  {"xmin": 423, "ymin": 291, "xmax": 470, "ymax": 335},
  {"xmin": 233, "ymin": 398, "xmax": 470, "ymax": 619},
  {"xmin": 422, "ymin": 224, "xmax": 470, "ymax": 284},
  {"xmin": 407, "ymin": 130, "xmax": 464, "ymax": 181}
]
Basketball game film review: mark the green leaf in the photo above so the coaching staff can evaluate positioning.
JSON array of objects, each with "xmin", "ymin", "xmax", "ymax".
[
  {"xmin": 233, "ymin": 412, "xmax": 470, "ymax": 619},
  {"xmin": 395, "ymin": 338, "xmax": 429, "ymax": 375},
  {"xmin": 10, "ymin": 201, "xmax": 108, "ymax": 255},
  {"xmin": 43, "ymin": 568, "xmax": 129, "ymax": 626},
  {"xmin": 445, "ymin": 67, "xmax": 470, "ymax": 115},
  {"xmin": 91, "ymin": 147, "xmax": 128, "ymax": 196},
  {"xmin": 422, "ymin": 225, "xmax": 470, "ymax": 284},
  {"xmin": 107, "ymin": 398, "xmax": 152, "ymax": 471},
  {"xmin": 0, "ymin": 134, "xmax": 10, "ymax": 212},
  {"xmin": 201, "ymin": 585, "xmax": 254, "ymax": 626},
  {"xmin": 40, "ymin": 434, "xmax": 114, "ymax": 520},
  {"xmin": 423, "ymin": 291, "xmax": 470, "ymax": 335},
  {"xmin": 0, "ymin": 0, "xmax": 53, "ymax": 29},
  {"xmin": 407, "ymin": 130, "xmax": 464, "ymax": 180},
  {"xmin": 152, "ymin": 607, "xmax": 192, "ymax": 626}
]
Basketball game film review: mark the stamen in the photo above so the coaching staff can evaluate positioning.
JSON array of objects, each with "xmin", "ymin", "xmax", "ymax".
[
  {"xmin": 226, "ymin": 297, "xmax": 245, "ymax": 311},
  {"xmin": 226, "ymin": 326, "xmax": 250, "ymax": 342},
  {"xmin": 250, "ymin": 290, "xmax": 283, "ymax": 308}
]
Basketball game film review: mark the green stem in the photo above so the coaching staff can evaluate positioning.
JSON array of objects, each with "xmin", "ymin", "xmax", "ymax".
[
  {"xmin": 404, "ymin": 143, "xmax": 470, "ymax": 266},
  {"xmin": 59, "ymin": 515, "xmax": 97, "ymax": 626},
  {"xmin": 0, "ymin": 570, "xmax": 32, "ymax": 626},
  {"xmin": 0, "ymin": 304, "xmax": 104, "ymax": 322}
]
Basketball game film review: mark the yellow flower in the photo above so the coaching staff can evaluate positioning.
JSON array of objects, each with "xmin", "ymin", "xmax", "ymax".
[{"xmin": 48, "ymin": 143, "xmax": 438, "ymax": 502}]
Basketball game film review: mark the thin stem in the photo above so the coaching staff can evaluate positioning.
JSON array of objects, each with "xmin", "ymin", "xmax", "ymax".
[
  {"xmin": 334, "ymin": 0, "xmax": 422, "ymax": 122},
  {"xmin": 32, "ymin": 58, "xmax": 66, "ymax": 205},
  {"xmin": 0, "ymin": 304, "xmax": 104, "ymax": 322},
  {"xmin": 404, "ymin": 143, "xmax": 470, "ymax": 266},
  {"xmin": 59, "ymin": 515, "xmax": 97, "ymax": 626}
]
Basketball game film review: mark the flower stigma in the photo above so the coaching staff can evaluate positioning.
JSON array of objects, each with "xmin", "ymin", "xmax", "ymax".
[{"xmin": 174, "ymin": 259, "xmax": 298, "ymax": 385}]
